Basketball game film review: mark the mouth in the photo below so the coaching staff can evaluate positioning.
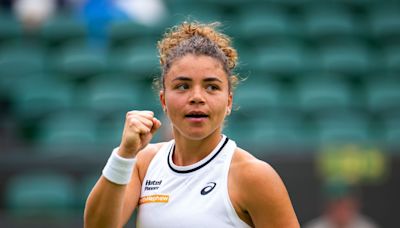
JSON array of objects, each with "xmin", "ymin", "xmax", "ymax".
[{"xmin": 185, "ymin": 111, "xmax": 209, "ymax": 119}]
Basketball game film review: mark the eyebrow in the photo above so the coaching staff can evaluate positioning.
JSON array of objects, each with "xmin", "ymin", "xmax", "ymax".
[
  {"xmin": 172, "ymin": 76, "xmax": 223, "ymax": 83},
  {"xmin": 204, "ymin": 77, "xmax": 223, "ymax": 83},
  {"xmin": 172, "ymin": 76, "xmax": 191, "ymax": 82}
]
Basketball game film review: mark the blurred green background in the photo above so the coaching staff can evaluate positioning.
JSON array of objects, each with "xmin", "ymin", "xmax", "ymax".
[{"xmin": 0, "ymin": 0, "xmax": 399, "ymax": 227}]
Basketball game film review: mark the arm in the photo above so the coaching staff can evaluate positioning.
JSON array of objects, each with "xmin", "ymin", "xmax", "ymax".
[
  {"xmin": 84, "ymin": 111, "xmax": 161, "ymax": 228},
  {"xmin": 240, "ymin": 160, "xmax": 300, "ymax": 228},
  {"xmin": 84, "ymin": 166, "xmax": 140, "ymax": 228}
]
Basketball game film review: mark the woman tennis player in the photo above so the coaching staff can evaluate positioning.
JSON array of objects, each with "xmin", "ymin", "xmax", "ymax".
[{"xmin": 84, "ymin": 21, "xmax": 299, "ymax": 228}]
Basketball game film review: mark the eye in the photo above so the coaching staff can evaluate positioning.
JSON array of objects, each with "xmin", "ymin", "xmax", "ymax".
[
  {"xmin": 206, "ymin": 84, "xmax": 220, "ymax": 91},
  {"xmin": 175, "ymin": 83, "xmax": 189, "ymax": 91}
]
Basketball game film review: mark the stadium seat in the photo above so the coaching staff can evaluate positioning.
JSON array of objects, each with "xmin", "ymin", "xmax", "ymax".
[
  {"xmin": 252, "ymin": 41, "xmax": 310, "ymax": 76},
  {"xmin": 234, "ymin": 79, "xmax": 285, "ymax": 116},
  {"xmin": 5, "ymin": 171, "xmax": 76, "ymax": 217},
  {"xmin": 54, "ymin": 43, "xmax": 107, "ymax": 80},
  {"xmin": 329, "ymin": 0, "xmax": 374, "ymax": 9},
  {"xmin": 301, "ymin": 3, "xmax": 360, "ymax": 41},
  {"xmin": 0, "ymin": 42, "xmax": 45, "ymax": 90},
  {"xmin": 382, "ymin": 44, "xmax": 400, "ymax": 73},
  {"xmin": 0, "ymin": 47, "xmax": 44, "ymax": 105},
  {"xmin": 10, "ymin": 76, "xmax": 74, "ymax": 121},
  {"xmin": 316, "ymin": 40, "xmax": 373, "ymax": 76},
  {"xmin": 107, "ymin": 20, "xmax": 162, "ymax": 50},
  {"xmin": 315, "ymin": 111, "xmax": 371, "ymax": 145},
  {"xmin": 108, "ymin": 41, "xmax": 159, "ymax": 79},
  {"xmin": 225, "ymin": 112, "xmax": 309, "ymax": 154},
  {"xmin": 40, "ymin": 13, "xmax": 87, "ymax": 48},
  {"xmin": 167, "ymin": 1, "xmax": 225, "ymax": 25},
  {"xmin": 381, "ymin": 114, "xmax": 400, "ymax": 150},
  {"xmin": 35, "ymin": 110, "xmax": 98, "ymax": 154},
  {"xmin": 201, "ymin": 0, "xmax": 255, "ymax": 7},
  {"xmin": 0, "ymin": 12, "xmax": 23, "ymax": 45},
  {"xmin": 296, "ymin": 76, "xmax": 354, "ymax": 114},
  {"xmin": 267, "ymin": 0, "xmax": 312, "ymax": 8},
  {"xmin": 253, "ymin": 117, "xmax": 309, "ymax": 151},
  {"xmin": 83, "ymin": 76, "xmax": 145, "ymax": 118},
  {"xmin": 368, "ymin": 3, "xmax": 400, "ymax": 42},
  {"xmin": 236, "ymin": 4, "xmax": 296, "ymax": 43},
  {"xmin": 365, "ymin": 78, "xmax": 400, "ymax": 115}
]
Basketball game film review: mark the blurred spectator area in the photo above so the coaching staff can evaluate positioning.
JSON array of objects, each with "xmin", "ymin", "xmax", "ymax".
[{"xmin": 0, "ymin": 0, "xmax": 399, "ymax": 227}]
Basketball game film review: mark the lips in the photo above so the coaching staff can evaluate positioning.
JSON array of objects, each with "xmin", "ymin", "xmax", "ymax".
[{"xmin": 185, "ymin": 111, "xmax": 209, "ymax": 118}]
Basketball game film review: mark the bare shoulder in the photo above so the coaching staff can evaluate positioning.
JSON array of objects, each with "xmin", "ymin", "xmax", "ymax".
[
  {"xmin": 230, "ymin": 148, "xmax": 282, "ymax": 191},
  {"xmin": 135, "ymin": 142, "xmax": 166, "ymax": 182},
  {"xmin": 230, "ymin": 147, "xmax": 300, "ymax": 227}
]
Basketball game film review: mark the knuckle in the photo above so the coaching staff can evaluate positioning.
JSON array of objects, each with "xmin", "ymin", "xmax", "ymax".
[
  {"xmin": 144, "ymin": 128, "xmax": 151, "ymax": 134},
  {"xmin": 129, "ymin": 118, "xmax": 140, "ymax": 126},
  {"xmin": 144, "ymin": 118, "xmax": 154, "ymax": 126},
  {"xmin": 142, "ymin": 110, "xmax": 154, "ymax": 116},
  {"xmin": 143, "ymin": 110, "xmax": 154, "ymax": 115},
  {"xmin": 126, "ymin": 111, "xmax": 136, "ymax": 118}
]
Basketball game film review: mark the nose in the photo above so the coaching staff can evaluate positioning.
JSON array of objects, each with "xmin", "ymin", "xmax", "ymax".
[{"xmin": 189, "ymin": 87, "xmax": 205, "ymax": 105}]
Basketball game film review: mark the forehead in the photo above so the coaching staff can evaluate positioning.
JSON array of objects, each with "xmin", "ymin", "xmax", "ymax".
[{"xmin": 165, "ymin": 54, "xmax": 227, "ymax": 81}]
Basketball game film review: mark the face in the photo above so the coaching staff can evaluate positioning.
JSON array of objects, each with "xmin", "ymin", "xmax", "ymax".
[
  {"xmin": 328, "ymin": 197, "xmax": 359, "ymax": 226},
  {"xmin": 160, "ymin": 54, "xmax": 232, "ymax": 140}
]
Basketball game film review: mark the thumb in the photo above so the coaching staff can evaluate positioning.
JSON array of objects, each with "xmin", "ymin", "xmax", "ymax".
[{"xmin": 150, "ymin": 117, "xmax": 162, "ymax": 135}]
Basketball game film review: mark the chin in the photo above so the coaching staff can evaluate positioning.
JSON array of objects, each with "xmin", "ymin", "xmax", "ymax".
[
  {"xmin": 181, "ymin": 128, "xmax": 221, "ymax": 141},
  {"xmin": 172, "ymin": 124, "xmax": 222, "ymax": 140},
  {"xmin": 183, "ymin": 131, "xmax": 210, "ymax": 141}
]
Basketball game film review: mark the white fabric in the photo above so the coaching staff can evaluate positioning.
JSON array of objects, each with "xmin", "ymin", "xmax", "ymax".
[
  {"xmin": 137, "ymin": 135, "xmax": 251, "ymax": 228},
  {"xmin": 304, "ymin": 215, "xmax": 379, "ymax": 228},
  {"xmin": 102, "ymin": 147, "xmax": 136, "ymax": 185}
]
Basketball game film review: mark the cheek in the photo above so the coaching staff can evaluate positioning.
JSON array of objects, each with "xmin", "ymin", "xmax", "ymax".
[
  {"xmin": 165, "ymin": 93, "xmax": 185, "ymax": 110},
  {"xmin": 211, "ymin": 95, "xmax": 230, "ymax": 113}
]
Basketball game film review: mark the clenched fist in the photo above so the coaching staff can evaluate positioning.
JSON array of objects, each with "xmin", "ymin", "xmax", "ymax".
[{"xmin": 118, "ymin": 111, "xmax": 161, "ymax": 158}]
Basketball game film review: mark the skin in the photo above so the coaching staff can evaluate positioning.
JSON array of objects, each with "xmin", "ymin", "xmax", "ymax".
[
  {"xmin": 84, "ymin": 54, "xmax": 299, "ymax": 228},
  {"xmin": 326, "ymin": 197, "xmax": 360, "ymax": 226}
]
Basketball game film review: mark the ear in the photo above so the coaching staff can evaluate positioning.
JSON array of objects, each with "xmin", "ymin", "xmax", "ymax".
[
  {"xmin": 159, "ymin": 90, "xmax": 166, "ymax": 112},
  {"xmin": 227, "ymin": 92, "xmax": 233, "ymax": 115}
]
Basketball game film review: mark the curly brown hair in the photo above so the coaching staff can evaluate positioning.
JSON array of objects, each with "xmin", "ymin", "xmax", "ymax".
[{"xmin": 156, "ymin": 21, "xmax": 239, "ymax": 91}]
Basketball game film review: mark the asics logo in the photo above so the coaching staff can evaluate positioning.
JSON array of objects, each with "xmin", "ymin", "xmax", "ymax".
[{"xmin": 200, "ymin": 182, "xmax": 216, "ymax": 195}]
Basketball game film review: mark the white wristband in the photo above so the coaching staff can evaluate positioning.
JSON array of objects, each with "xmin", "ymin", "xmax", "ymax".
[{"xmin": 102, "ymin": 147, "xmax": 136, "ymax": 185}]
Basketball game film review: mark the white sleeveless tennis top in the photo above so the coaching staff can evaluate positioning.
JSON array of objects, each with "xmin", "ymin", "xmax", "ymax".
[{"xmin": 136, "ymin": 135, "xmax": 251, "ymax": 228}]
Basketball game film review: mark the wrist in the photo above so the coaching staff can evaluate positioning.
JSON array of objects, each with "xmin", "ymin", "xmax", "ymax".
[
  {"xmin": 118, "ymin": 145, "xmax": 138, "ymax": 159},
  {"xmin": 102, "ymin": 147, "xmax": 136, "ymax": 185}
]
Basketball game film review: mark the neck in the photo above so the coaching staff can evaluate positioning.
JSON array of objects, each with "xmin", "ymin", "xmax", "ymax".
[{"xmin": 172, "ymin": 130, "xmax": 222, "ymax": 166}]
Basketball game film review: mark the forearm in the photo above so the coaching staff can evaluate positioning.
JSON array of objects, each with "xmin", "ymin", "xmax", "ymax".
[
  {"xmin": 84, "ymin": 177, "xmax": 128, "ymax": 228},
  {"xmin": 84, "ymin": 111, "xmax": 159, "ymax": 227}
]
